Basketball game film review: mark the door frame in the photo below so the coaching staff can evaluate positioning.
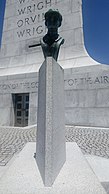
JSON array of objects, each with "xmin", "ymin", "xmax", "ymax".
[{"xmin": 12, "ymin": 93, "xmax": 29, "ymax": 127}]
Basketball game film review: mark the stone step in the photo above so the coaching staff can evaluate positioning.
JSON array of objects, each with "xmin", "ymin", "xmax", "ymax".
[{"xmin": 0, "ymin": 142, "xmax": 107, "ymax": 194}]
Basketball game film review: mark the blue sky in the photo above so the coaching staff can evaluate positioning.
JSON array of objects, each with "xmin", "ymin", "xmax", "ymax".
[
  {"xmin": 82, "ymin": 0, "xmax": 109, "ymax": 64},
  {"xmin": 0, "ymin": 0, "xmax": 6, "ymax": 45},
  {"xmin": 0, "ymin": 0, "xmax": 109, "ymax": 65}
]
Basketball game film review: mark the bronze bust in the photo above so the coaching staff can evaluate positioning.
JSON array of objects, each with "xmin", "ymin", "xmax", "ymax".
[{"xmin": 41, "ymin": 9, "xmax": 64, "ymax": 61}]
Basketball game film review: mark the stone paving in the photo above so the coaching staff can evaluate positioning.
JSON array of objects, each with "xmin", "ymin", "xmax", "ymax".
[
  {"xmin": 0, "ymin": 126, "xmax": 36, "ymax": 166},
  {"xmin": 0, "ymin": 125, "xmax": 109, "ymax": 166},
  {"xmin": 66, "ymin": 126, "xmax": 109, "ymax": 159}
]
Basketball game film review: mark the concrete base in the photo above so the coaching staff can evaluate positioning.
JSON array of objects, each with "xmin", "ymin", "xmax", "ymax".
[{"xmin": 0, "ymin": 143, "xmax": 106, "ymax": 194}]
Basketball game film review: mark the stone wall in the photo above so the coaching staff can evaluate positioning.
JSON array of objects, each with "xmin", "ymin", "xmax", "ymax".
[
  {"xmin": 0, "ymin": 65, "xmax": 109, "ymax": 127},
  {"xmin": 64, "ymin": 65, "xmax": 109, "ymax": 127},
  {"xmin": 0, "ymin": 0, "xmax": 108, "ymax": 127},
  {"xmin": 0, "ymin": 72, "xmax": 38, "ymax": 126},
  {"xmin": 0, "ymin": 0, "xmax": 98, "ymax": 73}
]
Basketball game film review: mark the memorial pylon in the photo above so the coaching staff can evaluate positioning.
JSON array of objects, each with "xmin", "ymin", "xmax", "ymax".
[
  {"xmin": 0, "ymin": 0, "xmax": 106, "ymax": 127},
  {"xmin": 36, "ymin": 9, "xmax": 66, "ymax": 187},
  {"xmin": 36, "ymin": 57, "xmax": 66, "ymax": 186}
]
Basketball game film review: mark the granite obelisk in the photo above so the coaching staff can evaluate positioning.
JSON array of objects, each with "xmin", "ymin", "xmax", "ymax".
[
  {"xmin": 36, "ymin": 57, "xmax": 66, "ymax": 186},
  {"xmin": 36, "ymin": 10, "xmax": 66, "ymax": 187}
]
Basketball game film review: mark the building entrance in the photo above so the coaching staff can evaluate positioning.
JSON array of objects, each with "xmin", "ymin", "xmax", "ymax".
[{"xmin": 13, "ymin": 93, "xmax": 29, "ymax": 127}]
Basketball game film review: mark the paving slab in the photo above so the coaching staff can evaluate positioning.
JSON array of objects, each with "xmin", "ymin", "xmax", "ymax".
[
  {"xmin": 0, "ymin": 126, "xmax": 109, "ymax": 167},
  {"xmin": 85, "ymin": 155, "xmax": 109, "ymax": 182},
  {"xmin": 102, "ymin": 182, "xmax": 109, "ymax": 194},
  {"xmin": 85, "ymin": 155, "xmax": 109, "ymax": 194},
  {"xmin": 0, "ymin": 142, "xmax": 106, "ymax": 194}
]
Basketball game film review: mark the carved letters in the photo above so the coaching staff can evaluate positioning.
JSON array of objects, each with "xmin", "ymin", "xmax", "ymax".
[
  {"xmin": 16, "ymin": 0, "xmax": 58, "ymax": 39},
  {"xmin": 1, "ymin": 74, "xmax": 109, "ymax": 93},
  {"xmin": 64, "ymin": 75, "xmax": 109, "ymax": 86}
]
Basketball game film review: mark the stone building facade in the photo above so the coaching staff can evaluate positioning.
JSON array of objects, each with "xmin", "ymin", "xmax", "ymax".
[{"xmin": 0, "ymin": 0, "xmax": 109, "ymax": 127}]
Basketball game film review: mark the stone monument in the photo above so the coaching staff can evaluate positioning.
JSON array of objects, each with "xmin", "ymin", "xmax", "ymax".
[
  {"xmin": 0, "ymin": 0, "xmax": 109, "ymax": 128},
  {"xmin": 0, "ymin": 6, "xmax": 107, "ymax": 194},
  {"xmin": 36, "ymin": 9, "xmax": 66, "ymax": 187},
  {"xmin": 30, "ymin": 10, "xmax": 106, "ymax": 193}
]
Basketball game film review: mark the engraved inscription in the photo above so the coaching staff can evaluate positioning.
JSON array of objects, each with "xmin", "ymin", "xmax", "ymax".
[
  {"xmin": 0, "ymin": 80, "xmax": 39, "ymax": 93},
  {"xmin": 16, "ymin": 0, "xmax": 58, "ymax": 39},
  {"xmin": 64, "ymin": 75, "xmax": 109, "ymax": 88},
  {"xmin": 1, "ymin": 74, "xmax": 109, "ymax": 93}
]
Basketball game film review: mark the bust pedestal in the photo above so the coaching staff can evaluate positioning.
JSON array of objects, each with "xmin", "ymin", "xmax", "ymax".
[{"xmin": 36, "ymin": 57, "xmax": 66, "ymax": 187}]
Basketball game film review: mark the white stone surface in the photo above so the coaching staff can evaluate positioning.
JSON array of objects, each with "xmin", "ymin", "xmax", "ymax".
[
  {"xmin": 0, "ymin": 0, "xmax": 100, "ymax": 77},
  {"xmin": 85, "ymin": 155, "xmax": 109, "ymax": 183},
  {"xmin": 1, "ymin": 64, "xmax": 109, "ymax": 127},
  {"xmin": 0, "ymin": 155, "xmax": 17, "ymax": 179},
  {"xmin": 0, "ymin": 0, "xmax": 107, "ymax": 128},
  {"xmin": 64, "ymin": 65, "xmax": 109, "ymax": 127},
  {"xmin": 0, "ymin": 94, "xmax": 13, "ymax": 126},
  {"xmin": 0, "ymin": 72, "xmax": 39, "ymax": 126},
  {"xmin": 0, "ymin": 142, "xmax": 106, "ymax": 194},
  {"xmin": 36, "ymin": 57, "xmax": 66, "ymax": 186},
  {"xmin": 29, "ymin": 92, "xmax": 38, "ymax": 125}
]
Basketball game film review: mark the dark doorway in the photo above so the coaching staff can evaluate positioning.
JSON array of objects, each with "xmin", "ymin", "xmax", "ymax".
[{"xmin": 13, "ymin": 93, "xmax": 29, "ymax": 127}]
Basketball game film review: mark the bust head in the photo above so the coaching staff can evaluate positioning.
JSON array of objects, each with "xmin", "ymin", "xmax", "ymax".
[
  {"xmin": 41, "ymin": 9, "xmax": 64, "ymax": 60},
  {"xmin": 43, "ymin": 9, "xmax": 63, "ymax": 45},
  {"xmin": 45, "ymin": 9, "xmax": 62, "ymax": 31}
]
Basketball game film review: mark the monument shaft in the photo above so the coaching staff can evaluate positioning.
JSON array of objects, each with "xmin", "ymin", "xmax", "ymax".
[{"xmin": 36, "ymin": 57, "xmax": 66, "ymax": 187}]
